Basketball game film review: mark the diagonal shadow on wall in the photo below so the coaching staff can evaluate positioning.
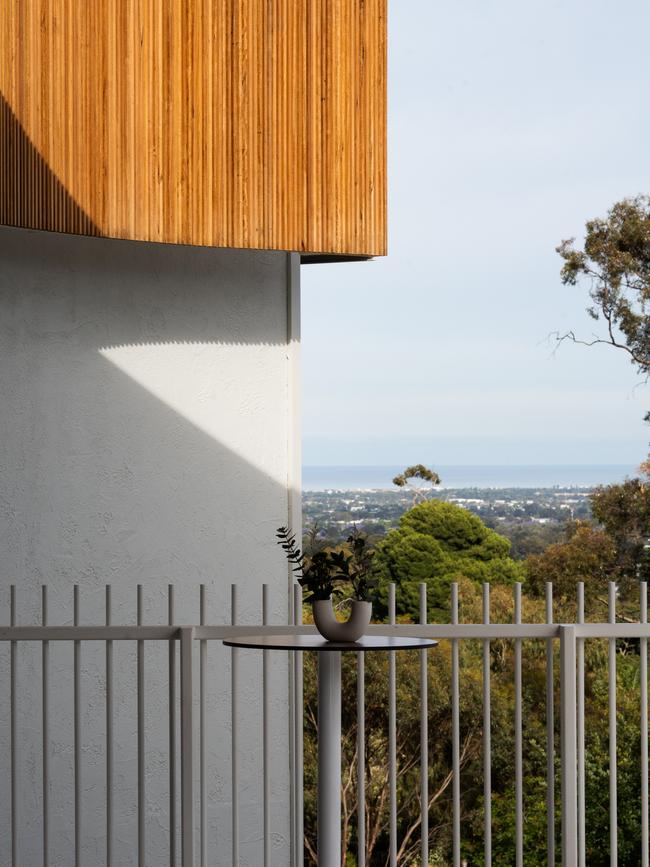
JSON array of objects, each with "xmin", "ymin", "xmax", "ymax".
[
  {"xmin": 0, "ymin": 92, "xmax": 98, "ymax": 236},
  {"xmin": 0, "ymin": 227, "xmax": 296, "ymax": 867}
]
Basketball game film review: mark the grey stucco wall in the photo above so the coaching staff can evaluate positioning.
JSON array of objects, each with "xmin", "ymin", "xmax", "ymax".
[{"xmin": 0, "ymin": 227, "xmax": 297, "ymax": 865}]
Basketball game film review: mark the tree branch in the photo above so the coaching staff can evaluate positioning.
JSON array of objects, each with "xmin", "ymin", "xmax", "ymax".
[{"xmin": 550, "ymin": 329, "xmax": 649, "ymax": 373}]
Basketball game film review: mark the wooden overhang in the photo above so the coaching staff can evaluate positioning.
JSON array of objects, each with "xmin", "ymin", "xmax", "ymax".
[{"xmin": 0, "ymin": 1, "xmax": 387, "ymax": 258}]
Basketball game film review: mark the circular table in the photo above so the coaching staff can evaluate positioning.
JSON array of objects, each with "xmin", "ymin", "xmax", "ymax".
[{"xmin": 224, "ymin": 634, "xmax": 437, "ymax": 866}]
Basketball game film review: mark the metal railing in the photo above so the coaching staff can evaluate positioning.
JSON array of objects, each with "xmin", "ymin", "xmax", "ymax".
[
  {"xmin": 1, "ymin": 583, "xmax": 303, "ymax": 867},
  {"xmin": 1, "ymin": 580, "xmax": 649, "ymax": 866}
]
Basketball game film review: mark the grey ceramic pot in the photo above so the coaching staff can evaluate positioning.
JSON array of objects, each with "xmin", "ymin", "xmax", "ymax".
[{"xmin": 312, "ymin": 598, "xmax": 372, "ymax": 643}]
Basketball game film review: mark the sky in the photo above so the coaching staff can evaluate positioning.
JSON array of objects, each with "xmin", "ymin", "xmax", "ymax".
[{"xmin": 301, "ymin": 0, "xmax": 650, "ymax": 467}]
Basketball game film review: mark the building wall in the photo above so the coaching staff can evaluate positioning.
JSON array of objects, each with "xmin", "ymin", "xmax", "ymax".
[{"xmin": 0, "ymin": 226, "xmax": 299, "ymax": 865}]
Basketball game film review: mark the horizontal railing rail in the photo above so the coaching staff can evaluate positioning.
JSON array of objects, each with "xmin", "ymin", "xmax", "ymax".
[{"xmin": 4, "ymin": 621, "xmax": 650, "ymax": 642}]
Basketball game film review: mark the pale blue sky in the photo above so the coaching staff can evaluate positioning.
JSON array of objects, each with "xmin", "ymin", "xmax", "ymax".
[{"xmin": 301, "ymin": 0, "xmax": 650, "ymax": 467}]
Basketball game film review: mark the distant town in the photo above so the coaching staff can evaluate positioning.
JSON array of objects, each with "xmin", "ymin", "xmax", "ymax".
[{"xmin": 303, "ymin": 486, "xmax": 594, "ymax": 558}]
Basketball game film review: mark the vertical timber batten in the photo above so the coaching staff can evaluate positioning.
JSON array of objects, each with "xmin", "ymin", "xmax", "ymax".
[{"xmin": 0, "ymin": 0, "xmax": 387, "ymax": 256}]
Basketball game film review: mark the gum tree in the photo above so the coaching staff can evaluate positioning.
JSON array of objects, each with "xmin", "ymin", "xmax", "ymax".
[{"xmin": 556, "ymin": 195, "xmax": 650, "ymax": 414}]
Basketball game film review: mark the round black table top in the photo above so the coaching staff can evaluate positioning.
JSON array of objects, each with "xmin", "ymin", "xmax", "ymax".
[{"xmin": 223, "ymin": 634, "xmax": 438, "ymax": 652}]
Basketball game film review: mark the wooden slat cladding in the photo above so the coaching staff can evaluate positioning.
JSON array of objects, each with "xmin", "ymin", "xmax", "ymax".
[{"xmin": 0, "ymin": 0, "xmax": 386, "ymax": 256}]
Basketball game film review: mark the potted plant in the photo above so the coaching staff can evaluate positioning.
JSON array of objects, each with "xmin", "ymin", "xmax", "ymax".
[{"xmin": 276, "ymin": 526, "xmax": 376, "ymax": 642}]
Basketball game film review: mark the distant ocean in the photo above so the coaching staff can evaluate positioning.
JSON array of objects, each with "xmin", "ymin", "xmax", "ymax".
[{"xmin": 302, "ymin": 465, "xmax": 640, "ymax": 491}]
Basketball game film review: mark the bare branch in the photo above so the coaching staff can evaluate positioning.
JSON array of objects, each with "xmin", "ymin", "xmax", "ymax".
[{"xmin": 550, "ymin": 329, "xmax": 649, "ymax": 374}]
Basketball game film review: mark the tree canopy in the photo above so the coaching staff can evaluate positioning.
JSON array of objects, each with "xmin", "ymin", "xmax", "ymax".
[
  {"xmin": 556, "ymin": 195, "xmax": 650, "ymax": 400},
  {"xmin": 301, "ymin": 576, "xmax": 648, "ymax": 865},
  {"xmin": 591, "ymin": 476, "xmax": 650, "ymax": 584},
  {"xmin": 525, "ymin": 521, "xmax": 617, "ymax": 601},
  {"xmin": 298, "ymin": 482, "xmax": 650, "ymax": 863},
  {"xmin": 392, "ymin": 463, "xmax": 441, "ymax": 504},
  {"xmin": 374, "ymin": 499, "xmax": 523, "ymax": 618}
]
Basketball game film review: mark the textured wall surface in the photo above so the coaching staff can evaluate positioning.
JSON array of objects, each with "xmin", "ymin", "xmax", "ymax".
[{"xmin": 0, "ymin": 227, "xmax": 297, "ymax": 865}]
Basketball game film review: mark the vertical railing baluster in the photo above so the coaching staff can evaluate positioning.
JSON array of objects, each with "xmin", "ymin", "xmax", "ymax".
[
  {"xmin": 388, "ymin": 582, "xmax": 397, "ymax": 867},
  {"xmin": 419, "ymin": 582, "xmax": 428, "ymax": 867},
  {"xmin": 317, "ymin": 651, "xmax": 342, "ymax": 866},
  {"xmin": 180, "ymin": 627, "xmax": 195, "ymax": 867},
  {"xmin": 168, "ymin": 585, "xmax": 177, "ymax": 867},
  {"xmin": 42, "ymin": 586, "xmax": 49, "ymax": 867},
  {"xmin": 200, "ymin": 584, "xmax": 207, "ymax": 867},
  {"xmin": 560, "ymin": 625, "xmax": 578, "ymax": 867},
  {"xmin": 515, "ymin": 582, "xmax": 523, "ymax": 867},
  {"xmin": 609, "ymin": 581, "xmax": 617, "ymax": 866},
  {"xmin": 10, "ymin": 584, "xmax": 17, "ymax": 867},
  {"xmin": 289, "ymin": 580, "xmax": 296, "ymax": 867},
  {"xmin": 577, "ymin": 582, "xmax": 585, "ymax": 867},
  {"xmin": 451, "ymin": 582, "xmax": 461, "ymax": 867},
  {"xmin": 483, "ymin": 582, "xmax": 492, "ymax": 867},
  {"xmin": 641, "ymin": 581, "xmax": 649, "ymax": 867},
  {"xmin": 137, "ymin": 585, "xmax": 145, "ymax": 867},
  {"xmin": 293, "ymin": 582, "xmax": 304, "ymax": 867},
  {"xmin": 546, "ymin": 582, "xmax": 555, "ymax": 866},
  {"xmin": 357, "ymin": 635, "xmax": 366, "ymax": 867},
  {"xmin": 262, "ymin": 584, "xmax": 271, "ymax": 867},
  {"xmin": 74, "ymin": 585, "xmax": 81, "ymax": 867},
  {"xmin": 231, "ymin": 584, "xmax": 239, "ymax": 866},
  {"xmin": 106, "ymin": 586, "xmax": 113, "ymax": 867}
]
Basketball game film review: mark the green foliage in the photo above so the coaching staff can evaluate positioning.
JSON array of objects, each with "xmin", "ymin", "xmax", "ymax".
[
  {"xmin": 392, "ymin": 463, "xmax": 441, "ymax": 504},
  {"xmin": 522, "ymin": 475, "xmax": 650, "ymax": 607},
  {"xmin": 297, "ymin": 467, "xmax": 650, "ymax": 862},
  {"xmin": 525, "ymin": 521, "xmax": 618, "ymax": 602},
  {"xmin": 276, "ymin": 526, "xmax": 303, "ymax": 574},
  {"xmin": 301, "ymin": 579, "xmax": 650, "ymax": 865},
  {"xmin": 344, "ymin": 527, "xmax": 379, "ymax": 602},
  {"xmin": 557, "ymin": 195, "xmax": 650, "ymax": 383},
  {"xmin": 591, "ymin": 477, "xmax": 650, "ymax": 584},
  {"xmin": 373, "ymin": 500, "xmax": 523, "ymax": 618},
  {"xmin": 276, "ymin": 525, "xmax": 340, "ymax": 601},
  {"xmin": 579, "ymin": 646, "xmax": 644, "ymax": 865},
  {"xmin": 276, "ymin": 525, "xmax": 378, "ymax": 602},
  {"xmin": 296, "ymin": 477, "xmax": 650, "ymax": 862},
  {"xmin": 501, "ymin": 522, "xmax": 564, "ymax": 560}
]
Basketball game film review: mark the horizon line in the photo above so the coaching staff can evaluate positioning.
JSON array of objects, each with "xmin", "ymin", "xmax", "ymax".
[{"xmin": 303, "ymin": 462, "xmax": 638, "ymax": 468}]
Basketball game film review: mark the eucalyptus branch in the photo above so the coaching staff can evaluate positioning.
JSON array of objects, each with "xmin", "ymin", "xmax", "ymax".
[
  {"xmin": 555, "ymin": 195, "xmax": 650, "ymax": 403},
  {"xmin": 550, "ymin": 329, "xmax": 649, "ymax": 373},
  {"xmin": 395, "ymin": 733, "xmax": 477, "ymax": 864}
]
